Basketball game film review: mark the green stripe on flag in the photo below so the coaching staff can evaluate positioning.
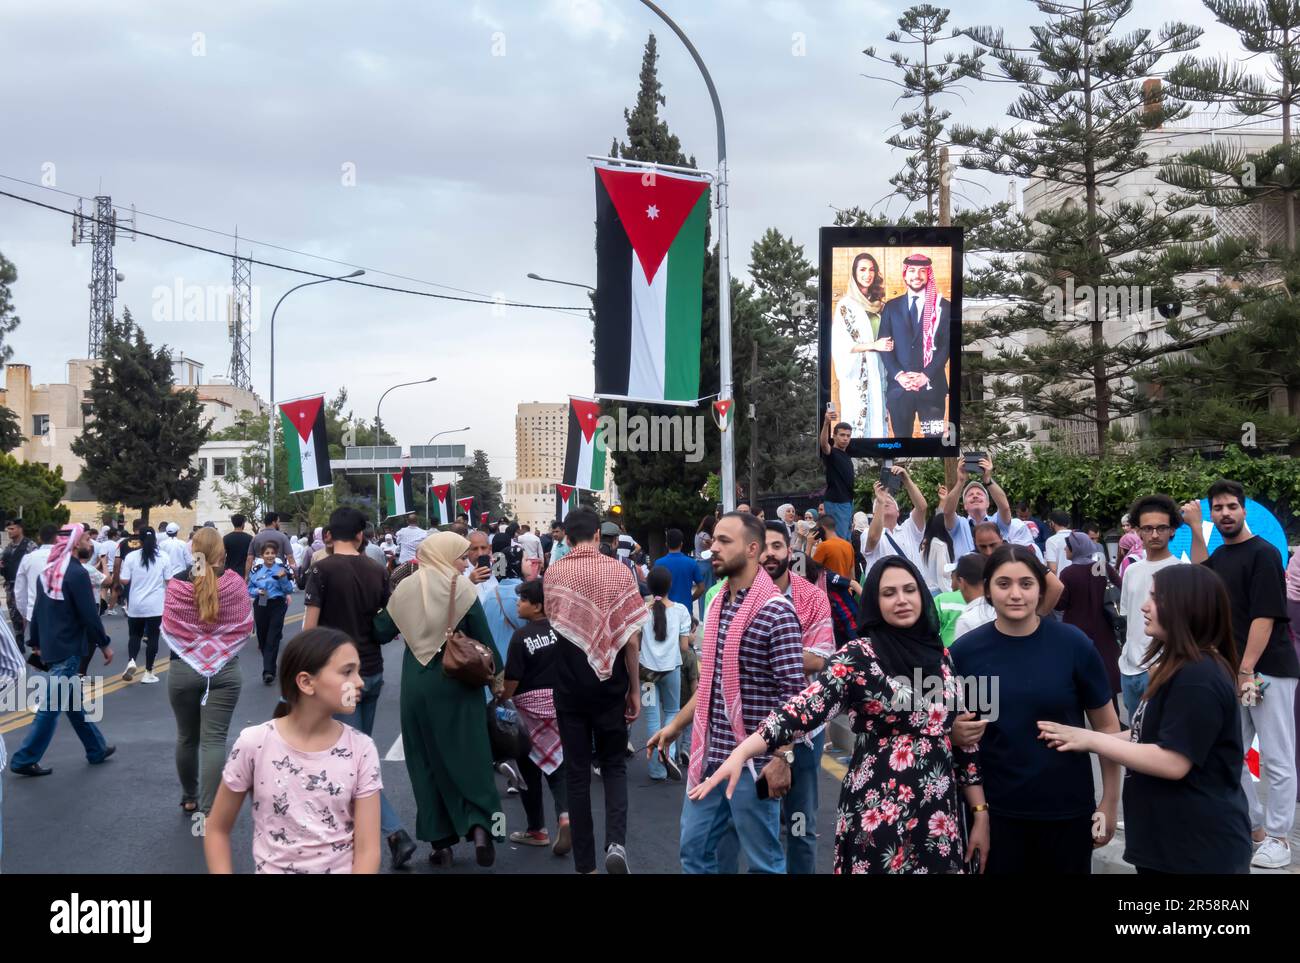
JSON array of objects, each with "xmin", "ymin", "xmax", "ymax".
[
  {"xmin": 663, "ymin": 191, "xmax": 708, "ymax": 403},
  {"xmin": 279, "ymin": 410, "xmax": 304, "ymax": 492},
  {"xmin": 590, "ymin": 427, "xmax": 607, "ymax": 490}
]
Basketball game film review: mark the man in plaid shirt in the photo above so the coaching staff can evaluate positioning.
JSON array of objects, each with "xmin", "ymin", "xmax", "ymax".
[{"xmin": 648, "ymin": 512, "xmax": 805, "ymax": 873}]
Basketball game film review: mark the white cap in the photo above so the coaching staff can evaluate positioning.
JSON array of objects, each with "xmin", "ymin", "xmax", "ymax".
[{"xmin": 166, "ymin": 522, "xmax": 180, "ymax": 535}]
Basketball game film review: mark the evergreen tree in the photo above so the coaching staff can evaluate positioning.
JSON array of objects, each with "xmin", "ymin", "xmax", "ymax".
[
  {"xmin": 0, "ymin": 251, "xmax": 25, "ymax": 447},
  {"xmin": 0, "ymin": 453, "xmax": 69, "ymax": 530},
  {"xmin": 948, "ymin": 0, "xmax": 1210, "ymax": 454},
  {"xmin": 70, "ymin": 311, "xmax": 211, "ymax": 523},
  {"xmin": 457, "ymin": 449, "xmax": 504, "ymax": 519},
  {"xmin": 863, "ymin": 4, "xmax": 983, "ymax": 220}
]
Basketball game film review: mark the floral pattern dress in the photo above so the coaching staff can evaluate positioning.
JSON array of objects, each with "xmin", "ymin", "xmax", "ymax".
[{"xmin": 758, "ymin": 637, "xmax": 981, "ymax": 874}]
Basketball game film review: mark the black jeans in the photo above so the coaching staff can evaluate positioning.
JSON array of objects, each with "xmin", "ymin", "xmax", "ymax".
[
  {"xmin": 127, "ymin": 615, "xmax": 162, "ymax": 670},
  {"xmin": 557, "ymin": 700, "xmax": 627, "ymax": 873},
  {"xmin": 253, "ymin": 596, "xmax": 288, "ymax": 677},
  {"xmin": 519, "ymin": 755, "xmax": 568, "ymax": 831},
  {"xmin": 985, "ymin": 812, "xmax": 1094, "ymax": 875}
]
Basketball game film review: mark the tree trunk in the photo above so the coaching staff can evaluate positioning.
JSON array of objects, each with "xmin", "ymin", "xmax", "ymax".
[
  {"xmin": 1083, "ymin": 49, "xmax": 1109, "ymax": 456},
  {"xmin": 749, "ymin": 339, "xmax": 758, "ymax": 504},
  {"xmin": 1285, "ymin": 29, "xmax": 1296, "ymax": 252},
  {"xmin": 140, "ymin": 506, "xmax": 150, "ymax": 525}
]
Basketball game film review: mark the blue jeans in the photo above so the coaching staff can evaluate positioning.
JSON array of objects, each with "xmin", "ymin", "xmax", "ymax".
[
  {"xmin": 1121, "ymin": 672, "xmax": 1148, "ymax": 727},
  {"xmin": 11, "ymin": 655, "xmax": 109, "ymax": 767},
  {"xmin": 642, "ymin": 666, "xmax": 682, "ymax": 780},
  {"xmin": 336, "ymin": 671, "xmax": 402, "ymax": 838},
  {"xmin": 824, "ymin": 501, "xmax": 853, "ymax": 545},
  {"xmin": 782, "ymin": 728, "xmax": 826, "ymax": 874},
  {"xmin": 680, "ymin": 763, "xmax": 785, "ymax": 874}
]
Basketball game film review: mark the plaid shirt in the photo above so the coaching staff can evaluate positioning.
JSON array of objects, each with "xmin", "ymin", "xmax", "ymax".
[
  {"xmin": 705, "ymin": 587, "xmax": 806, "ymax": 771},
  {"xmin": 823, "ymin": 572, "xmax": 858, "ymax": 645}
]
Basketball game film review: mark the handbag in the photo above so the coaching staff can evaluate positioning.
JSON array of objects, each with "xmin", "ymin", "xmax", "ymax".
[
  {"xmin": 486, "ymin": 696, "xmax": 532, "ymax": 763},
  {"xmin": 440, "ymin": 572, "xmax": 496, "ymax": 687}
]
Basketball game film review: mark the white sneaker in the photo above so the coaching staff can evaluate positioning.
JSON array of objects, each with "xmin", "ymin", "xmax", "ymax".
[
  {"xmin": 122, "ymin": 660, "xmax": 137, "ymax": 682},
  {"xmin": 140, "ymin": 671, "xmax": 160, "ymax": 685},
  {"xmin": 1251, "ymin": 837, "xmax": 1291, "ymax": 869}
]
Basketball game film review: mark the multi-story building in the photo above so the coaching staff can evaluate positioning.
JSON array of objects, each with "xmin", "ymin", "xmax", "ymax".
[
  {"xmin": 1, "ymin": 354, "xmax": 265, "ymax": 532},
  {"xmin": 505, "ymin": 401, "xmax": 615, "ymax": 531},
  {"xmin": 972, "ymin": 87, "xmax": 1286, "ymax": 454}
]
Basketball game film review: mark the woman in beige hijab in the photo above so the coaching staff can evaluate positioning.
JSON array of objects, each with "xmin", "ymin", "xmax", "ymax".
[{"xmin": 386, "ymin": 530, "xmax": 501, "ymax": 868}]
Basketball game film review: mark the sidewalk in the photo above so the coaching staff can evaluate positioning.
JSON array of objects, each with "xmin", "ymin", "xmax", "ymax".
[{"xmin": 826, "ymin": 716, "xmax": 1300, "ymax": 873}]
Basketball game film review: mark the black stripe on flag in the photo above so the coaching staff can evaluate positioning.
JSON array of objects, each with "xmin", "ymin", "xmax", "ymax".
[
  {"xmin": 561, "ymin": 403, "xmax": 582, "ymax": 488},
  {"xmin": 309, "ymin": 410, "xmax": 330, "ymax": 486},
  {"xmin": 594, "ymin": 169, "xmax": 633, "ymax": 397}
]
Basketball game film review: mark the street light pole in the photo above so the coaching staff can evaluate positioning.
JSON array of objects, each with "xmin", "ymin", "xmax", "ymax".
[
  {"xmin": 374, "ymin": 376, "xmax": 438, "ymax": 527},
  {"xmin": 423, "ymin": 426, "xmax": 470, "ymax": 527},
  {"xmin": 637, "ymin": 0, "xmax": 736, "ymax": 511},
  {"xmin": 526, "ymin": 272, "xmax": 596, "ymax": 293},
  {"xmin": 267, "ymin": 269, "xmax": 364, "ymax": 510}
]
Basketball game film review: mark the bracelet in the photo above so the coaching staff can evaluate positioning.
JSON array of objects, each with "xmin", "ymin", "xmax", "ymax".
[
  {"xmin": 971, "ymin": 803, "xmax": 989, "ymax": 813},
  {"xmin": 1238, "ymin": 670, "xmax": 1255, "ymax": 676}
]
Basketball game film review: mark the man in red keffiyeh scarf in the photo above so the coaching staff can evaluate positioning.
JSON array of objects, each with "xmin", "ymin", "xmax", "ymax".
[
  {"xmin": 542, "ymin": 507, "xmax": 646, "ymax": 875},
  {"xmin": 879, "ymin": 251, "xmax": 953, "ymax": 439}
]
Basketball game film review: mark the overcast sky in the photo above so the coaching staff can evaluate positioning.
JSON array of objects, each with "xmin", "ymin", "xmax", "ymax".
[{"xmin": 0, "ymin": 0, "xmax": 1243, "ymax": 479}]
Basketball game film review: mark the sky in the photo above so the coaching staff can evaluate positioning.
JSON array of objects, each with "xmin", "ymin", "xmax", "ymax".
[{"xmin": 0, "ymin": 0, "xmax": 1244, "ymax": 480}]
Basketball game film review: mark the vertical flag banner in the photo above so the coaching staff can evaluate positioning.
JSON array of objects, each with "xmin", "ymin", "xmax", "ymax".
[
  {"xmin": 384, "ymin": 467, "xmax": 414, "ymax": 518},
  {"xmin": 712, "ymin": 399, "xmax": 734, "ymax": 432},
  {"xmin": 555, "ymin": 483, "xmax": 578, "ymax": 522},
  {"xmin": 593, "ymin": 162, "xmax": 710, "ymax": 404},
  {"xmin": 562, "ymin": 396, "xmax": 608, "ymax": 492},
  {"xmin": 431, "ymin": 483, "xmax": 456, "ymax": 525},
  {"xmin": 457, "ymin": 496, "xmax": 476, "ymax": 520},
  {"xmin": 278, "ymin": 395, "xmax": 332, "ymax": 493}
]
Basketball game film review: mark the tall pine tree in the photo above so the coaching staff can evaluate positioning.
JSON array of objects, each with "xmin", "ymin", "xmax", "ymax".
[
  {"xmin": 71, "ymin": 310, "xmax": 211, "ymax": 523},
  {"xmin": 949, "ymin": 0, "xmax": 1210, "ymax": 454}
]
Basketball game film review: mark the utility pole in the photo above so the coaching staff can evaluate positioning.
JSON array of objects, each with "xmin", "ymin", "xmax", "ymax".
[
  {"xmin": 939, "ymin": 146, "xmax": 959, "ymax": 493},
  {"xmin": 748, "ymin": 339, "xmax": 758, "ymax": 507}
]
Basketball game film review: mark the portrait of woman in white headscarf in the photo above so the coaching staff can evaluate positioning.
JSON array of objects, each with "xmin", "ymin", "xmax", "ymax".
[{"xmin": 831, "ymin": 251, "xmax": 891, "ymax": 438}]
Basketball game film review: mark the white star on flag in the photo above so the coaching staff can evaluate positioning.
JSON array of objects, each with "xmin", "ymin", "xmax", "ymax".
[{"xmin": 646, "ymin": 205, "xmax": 660, "ymax": 220}]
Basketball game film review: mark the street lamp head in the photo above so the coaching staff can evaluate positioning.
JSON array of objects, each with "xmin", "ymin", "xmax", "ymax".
[
  {"xmin": 344, "ymin": 270, "xmax": 365, "ymax": 279},
  {"xmin": 425, "ymin": 376, "xmax": 438, "ymax": 382},
  {"xmin": 526, "ymin": 272, "xmax": 542, "ymax": 281}
]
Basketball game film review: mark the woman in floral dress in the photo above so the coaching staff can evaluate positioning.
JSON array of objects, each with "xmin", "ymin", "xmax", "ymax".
[{"xmin": 689, "ymin": 556, "xmax": 988, "ymax": 874}]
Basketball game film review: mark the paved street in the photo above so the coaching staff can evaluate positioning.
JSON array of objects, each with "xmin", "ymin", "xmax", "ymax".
[{"xmin": 0, "ymin": 595, "xmax": 843, "ymax": 874}]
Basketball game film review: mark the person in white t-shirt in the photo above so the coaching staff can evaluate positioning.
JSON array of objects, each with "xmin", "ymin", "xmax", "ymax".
[
  {"xmin": 118, "ymin": 528, "xmax": 169, "ymax": 683},
  {"xmin": 1043, "ymin": 510, "xmax": 1074, "ymax": 574},
  {"xmin": 640, "ymin": 566, "xmax": 691, "ymax": 782},
  {"xmin": 1116, "ymin": 494, "xmax": 1185, "ymax": 725},
  {"xmin": 952, "ymin": 594, "xmax": 997, "ymax": 641},
  {"xmin": 394, "ymin": 514, "xmax": 427, "ymax": 565},
  {"xmin": 860, "ymin": 465, "xmax": 927, "ymax": 581},
  {"xmin": 939, "ymin": 454, "xmax": 1037, "ymax": 559},
  {"xmin": 517, "ymin": 524, "xmax": 544, "ymax": 581}
]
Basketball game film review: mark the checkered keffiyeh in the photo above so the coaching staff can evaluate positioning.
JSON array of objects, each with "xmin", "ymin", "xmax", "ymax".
[
  {"xmin": 512, "ymin": 688, "xmax": 563, "ymax": 775},
  {"xmin": 543, "ymin": 543, "xmax": 646, "ymax": 681},
  {"xmin": 788, "ymin": 572, "xmax": 836, "ymax": 660},
  {"xmin": 161, "ymin": 569, "xmax": 254, "ymax": 677},
  {"xmin": 920, "ymin": 270, "xmax": 940, "ymax": 369},
  {"xmin": 40, "ymin": 523, "xmax": 83, "ymax": 601}
]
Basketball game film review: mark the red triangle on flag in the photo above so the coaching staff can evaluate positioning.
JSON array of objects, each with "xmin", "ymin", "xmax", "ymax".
[
  {"xmin": 597, "ymin": 167, "xmax": 709, "ymax": 284},
  {"xmin": 714, "ymin": 400, "xmax": 732, "ymax": 418},
  {"xmin": 480, "ymin": 512, "xmax": 489, "ymax": 524},
  {"xmin": 571, "ymin": 398, "xmax": 603, "ymax": 444},
  {"xmin": 279, "ymin": 396, "xmax": 324, "ymax": 444},
  {"xmin": 556, "ymin": 483, "xmax": 574, "ymax": 502},
  {"xmin": 431, "ymin": 483, "xmax": 450, "ymax": 501},
  {"xmin": 457, "ymin": 496, "xmax": 474, "ymax": 513},
  {"xmin": 391, "ymin": 467, "xmax": 407, "ymax": 486}
]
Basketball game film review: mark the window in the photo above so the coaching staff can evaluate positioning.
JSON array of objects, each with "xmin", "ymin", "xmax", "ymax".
[
  {"xmin": 194, "ymin": 458, "xmax": 207, "ymax": 479},
  {"xmin": 212, "ymin": 457, "xmax": 237, "ymax": 477},
  {"xmin": 33, "ymin": 414, "xmax": 49, "ymax": 436}
]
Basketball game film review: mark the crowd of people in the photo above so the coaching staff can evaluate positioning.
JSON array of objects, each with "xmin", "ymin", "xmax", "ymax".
[{"xmin": 0, "ymin": 434, "xmax": 1297, "ymax": 876}]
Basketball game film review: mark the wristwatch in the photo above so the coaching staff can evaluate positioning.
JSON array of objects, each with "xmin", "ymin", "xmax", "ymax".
[{"xmin": 780, "ymin": 749, "xmax": 795, "ymax": 765}]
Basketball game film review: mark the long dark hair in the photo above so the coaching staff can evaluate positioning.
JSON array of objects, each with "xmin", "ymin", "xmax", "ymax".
[
  {"xmin": 850, "ymin": 252, "xmax": 885, "ymax": 302},
  {"xmin": 982, "ymin": 543, "xmax": 1047, "ymax": 604},
  {"xmin": 696, "ymin": 515, "xmax": 715, "ymax": 537},
  {"xmin": 274, "ymin": 627, "xmax": 357, "ymax": 719},
  {"xmin": 1143, "ymin": 566, "xmax": 1239, "ymax": 700},
  {"xmin": 138, "ymin": 528, "xmax": 159, "ymax": 568},
  {"xmin": 647, "ymin": 566, "xmax": 672, "ymax": 642},
  {"xmin": 922, "ymin": 512, "xmax": 954, "ymax": 566}
]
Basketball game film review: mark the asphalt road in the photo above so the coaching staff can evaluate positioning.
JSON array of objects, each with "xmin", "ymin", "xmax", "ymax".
[{"xmin": 0, "ymin": 595, "xmax": 843, "ymax": 874}]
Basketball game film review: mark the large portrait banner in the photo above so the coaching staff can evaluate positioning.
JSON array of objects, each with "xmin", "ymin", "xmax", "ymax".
[{"xmin": 818, "ymin": 226, "xmax": 963, "ymax": 458}]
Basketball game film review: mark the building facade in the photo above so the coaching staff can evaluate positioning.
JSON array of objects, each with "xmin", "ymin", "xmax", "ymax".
[{"xmin": 505, "ymin": 401, "xmax": 615, "ymax": 531}]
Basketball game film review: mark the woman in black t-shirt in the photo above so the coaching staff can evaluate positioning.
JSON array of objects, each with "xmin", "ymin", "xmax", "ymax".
[{"xmin": 1038, "ymin": 565, "xmax": 1253, "ymax": 874}]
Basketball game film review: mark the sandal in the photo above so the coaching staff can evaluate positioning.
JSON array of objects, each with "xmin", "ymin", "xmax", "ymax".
[{"xmin": 180, "ymin": 798, "xmax": 199, "ymax": 814}]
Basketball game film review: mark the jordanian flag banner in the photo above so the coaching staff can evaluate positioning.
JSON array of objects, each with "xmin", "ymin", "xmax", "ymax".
[
  {"xmin": 593, "ymin": 162, "xmax": 709, "ymax": 405},
  {"xmin": 384, "ymin": 467, "xmax": 414, "ymax": 519},
  {"xmin": 562, "ymin": 396, "xmax": 607, "ymax": 491},
  {"xmin": 431, "ymin": 483, "xmax": 456, "ymax": 525},
  {"xmin": 278, "ymin": 395, "xmax": 332, "ymax": 494},
  {"xmin": 555, "ymin": 483, "xmax": 579, "ymax": 522},
  {"xmin": 457, "ymin": 496, "xmax": 475, "ymax": 521}
]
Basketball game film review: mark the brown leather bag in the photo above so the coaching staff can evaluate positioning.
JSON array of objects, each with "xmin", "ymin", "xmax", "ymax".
[{"xmin": 440, "ymin": 572, "xmax": 496, "ymax": 687}]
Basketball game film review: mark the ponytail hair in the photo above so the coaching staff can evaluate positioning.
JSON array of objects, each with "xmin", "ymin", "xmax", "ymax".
[
  {"xmin": 274, "ymin": 627, "xmax": 357, "ymax": 719},
  {"xmin": 189, "ymin": 528, "xmax": 226, "ymax": 624},
  {"xmin": 647, "ymin": 566, "xmax": 672, "ymax": 642}
]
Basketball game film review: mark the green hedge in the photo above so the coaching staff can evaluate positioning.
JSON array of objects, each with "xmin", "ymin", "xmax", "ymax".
[{"xmin": 855, "ymin": 446, "xmax": 1300, "ymax": 537}]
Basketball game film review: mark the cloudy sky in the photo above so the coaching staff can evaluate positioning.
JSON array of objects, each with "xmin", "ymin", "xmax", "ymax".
[{"xmin": 0, "ymin": 0, "xmax": 1242, "ymax": 480}]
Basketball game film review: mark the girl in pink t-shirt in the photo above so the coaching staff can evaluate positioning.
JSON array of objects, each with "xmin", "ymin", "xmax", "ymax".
[{"xmin": 205, "ymin": 628, "xmax": 382, "ymax": 874}]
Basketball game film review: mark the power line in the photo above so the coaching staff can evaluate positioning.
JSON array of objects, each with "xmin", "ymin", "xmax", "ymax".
[{"xmin": 0, "ymin": 186, "xmax": 590, "ymax": 313}]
